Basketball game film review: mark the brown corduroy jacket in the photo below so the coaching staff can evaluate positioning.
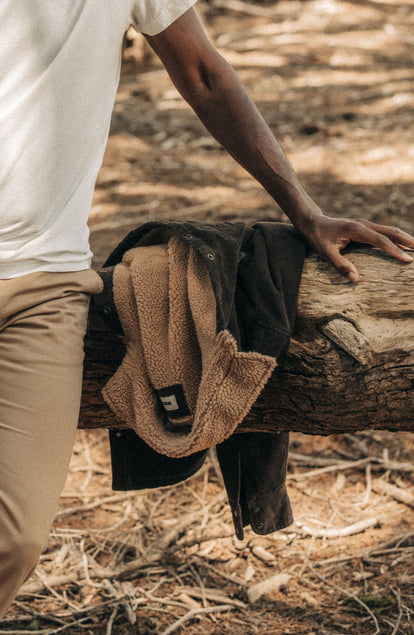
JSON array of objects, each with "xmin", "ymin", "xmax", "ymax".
[{"xmin": 94, "ymin": 220, "xmax": 307, "ymax": 539}]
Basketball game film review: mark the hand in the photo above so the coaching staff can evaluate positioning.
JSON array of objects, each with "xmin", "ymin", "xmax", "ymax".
[{"xmin": 302, "ymin": 215, "xmax": 414, "ymax": 283}]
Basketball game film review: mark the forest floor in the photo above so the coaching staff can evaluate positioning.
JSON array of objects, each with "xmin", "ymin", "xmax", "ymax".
[{"xmin": 2, "ymin": 0, "xmax": 413, "ymax": 633}]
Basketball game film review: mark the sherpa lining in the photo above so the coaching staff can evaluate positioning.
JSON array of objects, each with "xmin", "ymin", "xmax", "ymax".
[{"xmin": 102, "ymin": 234, "xmax": 276, "ymax": 458}]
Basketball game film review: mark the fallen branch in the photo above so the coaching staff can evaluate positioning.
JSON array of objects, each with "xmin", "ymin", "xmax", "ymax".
[
  {"xmin": 80, "ymin": 247, "xmax": 414, "ymax": 436},
  {"xmin": 296, "ymin": 517, "xmax": 380, "ymax": 539}
]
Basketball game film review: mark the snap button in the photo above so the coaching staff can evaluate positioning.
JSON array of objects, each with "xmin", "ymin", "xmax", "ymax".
[
  {"xmin": 252, "ymin": 506, "xmax": 260, "ymax": 514},
  {"xmin": 207, "ymin": 253, "xmax": 214, "ymax": 260},
  {"xmin": 185, "ymin": 233, "xmax": 192, "ymax": 239},
  {"xmin": 103, "ymin": 306, "xmax": 111, "ymax": 315},
  {"xmin": 256, "ymin": 522, "xmax": 264, "ymax": 530}
]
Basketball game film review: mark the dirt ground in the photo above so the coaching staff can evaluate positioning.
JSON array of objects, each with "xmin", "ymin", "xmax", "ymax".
[{"xmin": 2, "ymin": 0, "xmax": 413, "ymax": 633}]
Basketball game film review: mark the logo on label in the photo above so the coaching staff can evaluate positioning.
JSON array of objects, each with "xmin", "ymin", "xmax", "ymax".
[
  {"xmin": 157, "ymin": 384, "xmax": 191, "ymax": 419},
  {"xmin": 157, "ymin": 384, "xmax": 192, "ymax": 433},
  {"xmin": 160, "ymin": 394, "xmax": 179, "ymax": 412}
]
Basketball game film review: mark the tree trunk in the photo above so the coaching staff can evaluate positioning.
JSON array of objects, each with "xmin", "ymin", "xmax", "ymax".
[{"xmin": 79, "ymin": 247, "xmax": 414, "ymax": 435}]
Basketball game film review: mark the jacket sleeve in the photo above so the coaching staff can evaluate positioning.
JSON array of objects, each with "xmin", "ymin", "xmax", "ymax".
[{"xmin": 217, "ymin": 222, "xmax": 306, "ymax": 538}]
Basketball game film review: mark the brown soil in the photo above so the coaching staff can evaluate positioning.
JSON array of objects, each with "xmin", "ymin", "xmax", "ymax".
[{"xmin": 2, "ymin": 0, "xmax": 413, "ymax": 633}]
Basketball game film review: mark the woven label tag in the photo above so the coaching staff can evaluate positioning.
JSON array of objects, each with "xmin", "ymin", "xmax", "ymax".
[{"xmin": 157, "ymin": 385, "xmax": 192, "ymax": 433}]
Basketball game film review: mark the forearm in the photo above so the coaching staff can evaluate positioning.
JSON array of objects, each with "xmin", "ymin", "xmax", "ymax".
[
  {"xmin": 146, "ymin": 14, "xmax": 321, "ymax": 233},
  {"xmin": 179, "ymin": 55, "xmax": 322, "ymax": 231}
]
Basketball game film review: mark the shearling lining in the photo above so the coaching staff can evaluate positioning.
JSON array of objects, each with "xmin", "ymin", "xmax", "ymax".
[{"xmin": 102, "ymin": 234, "xmax": 276, "ymax": 458}]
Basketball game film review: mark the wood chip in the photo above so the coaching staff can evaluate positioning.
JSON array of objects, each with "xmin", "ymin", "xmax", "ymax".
[
  {"xmin": 251, "ymin": 545, "xmax": 276, "ymax": 563},
  {"xmin": 247, "ymin": 573, "xmax": 291, "ymax": 603}
]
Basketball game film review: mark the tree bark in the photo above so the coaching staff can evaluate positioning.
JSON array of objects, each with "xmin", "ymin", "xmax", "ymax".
[{"xmin": 79, "ymin": 247, "xmax": 414, "ymax": 435}]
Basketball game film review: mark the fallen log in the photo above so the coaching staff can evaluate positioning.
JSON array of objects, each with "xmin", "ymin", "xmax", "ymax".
[{"xmin": 79, "ymin": 246, "xmax": 414, "ymax": 435}]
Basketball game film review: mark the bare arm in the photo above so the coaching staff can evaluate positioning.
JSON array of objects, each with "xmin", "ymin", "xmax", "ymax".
[{"xmin": 145, "ymin": 9, "xmax": 414, "ymax": 281}]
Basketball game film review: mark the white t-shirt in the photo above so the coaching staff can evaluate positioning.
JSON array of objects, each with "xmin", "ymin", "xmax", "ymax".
[{"xmin": 0, "ymin": 0, "xmax": 197, "ymax": 278}]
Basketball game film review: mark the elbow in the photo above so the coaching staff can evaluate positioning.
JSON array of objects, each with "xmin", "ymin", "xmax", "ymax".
[
  {"xmin": 177, "ymin": 65, "xmax": 215, "ymax": 112},
  {"xmin": 177, "ymin": 55, "xmax": 230, "ymax": 114}
]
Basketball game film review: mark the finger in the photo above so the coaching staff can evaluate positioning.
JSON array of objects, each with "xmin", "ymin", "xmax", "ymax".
[
  {"xmin": 354, "ymin": 219, "xmax": 414, "ymax": 251},
  {"xmin": 347, "ymin": 223, "xmax": 413, "ymax": 262},
  {"xmin": 325, "ymin": 246, "xmax": 360, "ymax": 283},
  {"xmin": 395, "ymin": 243, "xmax": 414, "ymax": 252}
]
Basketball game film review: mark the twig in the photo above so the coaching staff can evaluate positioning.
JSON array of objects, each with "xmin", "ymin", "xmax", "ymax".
[
  {"xmin": 53, "ymin": 598, "xmax": 123, "ymax": 620},
  {"xmin": 391, "ymin": 588, "xmax": 403, "ymax": 635},
  {"xmin": 188, "ymin": 563, "xmax": 208, "ymax": 610},
  {"xmin": 288, "ymin": 458, "xmax": 371, "ymax": 481},
  {"xmin": 289, "ymin": 452, "xmax": 357, "ymax": 466},
  {"xmin": 288, "ymin": 456, "xmax": 414, "ymax": 479},
  {"xmin": 105, "ymin": 606, "xmax": 118, "ymax": 635},
  {"xmin": 372, "ymin": 479, "xmax": 414, "ymax": 508},
  {"xmin": 13, "ymin": 602, "xmax": 66, "ymax": 627},
  {"xmin": 50, "ymin": 616, "xmax": 92, "ymax": 634},
  {"xmin": 160, "ymin": 605, "xmax": 233, "ymax": 635},
  {"xmin": 310, "ymin": 554, "xmax": 360, "ymax": 567},
  {"xmin": 166, "ymin": 532, "xmax": 231, "ymax": 556},
  {"xmin": 296, "ymin": 517, "xmax": 380, "ymax": 538},
  {"xmin": 361, "ymin": 463, "xmax": 372, "ymax": 506},
  {"xmin": 55, "ymin": 492, "xmax": 137, "ymax": 519},
  {"xmin": 304, "ymin": 562, "xmax": 381, "ymax": 635},
  {"xmin": 175, "ymin": 586, "xmax": 246, "ymax": 608},
  {"xmin": 139, "ymin": 588, "xmax": 194, "ymax": 610},
  {"xmin": 362, "ymin": 531, "xmax": 414, "ymax": 563}
]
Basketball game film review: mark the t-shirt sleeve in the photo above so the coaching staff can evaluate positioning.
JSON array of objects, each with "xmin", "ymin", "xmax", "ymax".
[{"xmin": 130, "ymin": 0, "xmax": 198, "ymax": 36}]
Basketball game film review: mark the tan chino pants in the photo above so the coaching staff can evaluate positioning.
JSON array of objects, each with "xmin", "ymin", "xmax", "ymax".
[{"xmin": 0, "ymin": 269, "xmax": 102, "ymax": 619}]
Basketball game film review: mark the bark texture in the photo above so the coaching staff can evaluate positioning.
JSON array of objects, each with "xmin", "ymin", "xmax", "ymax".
[{"xmin": 79, "ymin": 247, "xmax": 414, "ymax": 435}]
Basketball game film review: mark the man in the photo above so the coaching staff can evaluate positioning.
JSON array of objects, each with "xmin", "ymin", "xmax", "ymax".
[{"xmin": 0, "ymin": 0, "xmax": 413, "ymax": 619}]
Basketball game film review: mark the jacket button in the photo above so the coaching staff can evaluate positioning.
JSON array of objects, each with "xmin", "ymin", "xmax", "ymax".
[
  {"xmin": 185, "ymin": 233, "xmax": 192, "ymax": 239},
  {"xmin": 103, "ymin": 306, "xmax": 111, "ymax": 315},
  {"xmin": 256, "ymin": 522, "xmax": 264, "ymax": 530},
  {"xmin": 252, "ymin": 506, "xmax": 260, "ymax": 514},
  {"xmin": 207, "ymin": 253, "xmax": 214, "ymax": 260}
]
